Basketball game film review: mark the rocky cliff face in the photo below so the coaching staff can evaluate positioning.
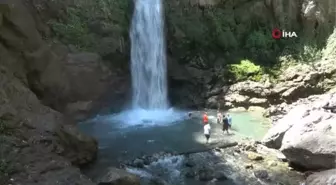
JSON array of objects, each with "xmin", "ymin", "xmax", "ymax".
[
  {"xmin": 0, "ymin": 0, "xmax": 335, "ymax": 183},
  {"xmin": 165, "ymin": 0, "xmax": 336, "ymax": 108},
  {"xmin": 0, "ymin": 0, "xmax": 124, "ymax": 184},
  {"xmin": 44, "ymin": 0, "xmax": 336, "ymax": 108},
  {"xmin": 261, "ymin": 88, "xmax": 336, "ymax": 184},
  {"xmin": 206, "ymin": 58, "xmax": 336, "ymax": 110}
]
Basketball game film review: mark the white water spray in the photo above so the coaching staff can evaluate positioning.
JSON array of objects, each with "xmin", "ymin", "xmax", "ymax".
[{"xmin": 130, "ymin": 0, "xmax": 168, "ymax": 109}]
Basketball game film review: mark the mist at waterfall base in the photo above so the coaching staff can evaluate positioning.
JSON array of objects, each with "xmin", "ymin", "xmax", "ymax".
[{"xmin": 99, "ymin": 0, "xmax": 186, "ymax": 128}]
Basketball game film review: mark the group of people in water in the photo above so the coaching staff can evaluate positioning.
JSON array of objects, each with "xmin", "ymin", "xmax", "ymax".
[
  {"xmin": 203, "ymin": 111, "xmax": 232, "ymax": 143},
  {"xmin": 188, "ymin": 110, "xmax": 232, "ymax": 144}
]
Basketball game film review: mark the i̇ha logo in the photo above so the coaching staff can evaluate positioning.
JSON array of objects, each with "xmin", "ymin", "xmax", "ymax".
[{"xmin": 272, "ymin": 28, "xmax": 298, "ymax": 39}]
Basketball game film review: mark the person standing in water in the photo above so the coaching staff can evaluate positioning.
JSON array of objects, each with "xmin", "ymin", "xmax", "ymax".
[
  {"xmin": 203, "ymin": 111, "xmax": 209, "ymax": 125},
  {"xmin": 222, "ymin": 113, "xmax": 230, "ymax": 134},
  {"xmin": 217, "ymin": 110, "xmax": 223, "ymax": 124},
  {"xmin": 227, "ymin": 113, "xmax": 232, "ymax": 127},
  {"xmin": 202, "ymin": 111, "xmax": 211, "ymax": 143},
  {"xmin": 204, "ymin": 122, "xmax": 211, "ymax": 144}
]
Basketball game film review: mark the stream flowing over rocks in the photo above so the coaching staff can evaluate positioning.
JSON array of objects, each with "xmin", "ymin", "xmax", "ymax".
[{"xmin": 96, "ymin": 140, "xmax": 304, "ymax": 185}]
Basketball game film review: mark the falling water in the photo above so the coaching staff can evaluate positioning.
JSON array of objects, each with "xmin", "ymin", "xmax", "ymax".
[
  {"xmin": 130, "ymin": 0, "xmax": 168, "ymax": 109},
  {"xmin": 94, "ymin": 0, "xmax": 185, "ymax": 127}
]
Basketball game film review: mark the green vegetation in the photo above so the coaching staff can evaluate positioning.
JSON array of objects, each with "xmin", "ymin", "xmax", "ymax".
[
  {"xmin": 229, "ymin": 60, "xmax": 263, "ymax": 82},
  {"xmin": 46, "ymin": 0, "xmax": 334, "ymax": 82},
  {"xmin": 48, "ymin": 0, "xmax": 130, "ymax": 53},
  {"xmin": 165, "ymin": 1, "xmax": 334, "ymax": 82},
  {"xmin": 48, "ymin": 7, "xmax": 95, "ymax": 50},
  {"xmin": 323, "ymin": 28, "xmax": 336, "ymax": 58}
]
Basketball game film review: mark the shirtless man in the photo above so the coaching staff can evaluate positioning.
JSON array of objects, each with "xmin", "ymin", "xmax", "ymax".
[{"xmin": 217, "ymin": 110, "xmax": 223, "ymax": 124}]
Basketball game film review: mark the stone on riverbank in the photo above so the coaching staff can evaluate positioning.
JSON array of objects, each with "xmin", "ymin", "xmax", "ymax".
[
  {"xmin": 253, "ymin": 169, "xmax": 269, "ymax": 180},
  {"xmin": 247, "ymin": 152, "xmax": 264, "ymax": 161},
  {"xmin": 262, "ymin": 89, "xmax": 336, "ymax": 170},
  {"xmin": 261, "ymin": 105, "xmax": 309, "ymax": 149},
  {"xmin": 280, "ymin": 115, "xmax": 336, "ymax": 170},
  {"xmin": 98, "ymin": 167, "xmax": 141, "ymax": 185}
]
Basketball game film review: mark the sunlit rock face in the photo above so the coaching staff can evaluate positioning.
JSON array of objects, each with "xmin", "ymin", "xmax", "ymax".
[{"xmin": 262, "ymin": 89, "xmax": 336, "ymax": 170}]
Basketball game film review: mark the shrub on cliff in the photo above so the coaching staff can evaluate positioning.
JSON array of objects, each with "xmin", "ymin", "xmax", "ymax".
[
  {"xmin": 323, "ymin": 27, "xmax": 336, "ymax": 59},
  {"xmin": 48, "ymin": 7, "xmax": 95, "ymax": 50},
  {"xmin": 48, "ymin": 0, "xmax": 129, "ymax": 52},
  {"xmin": 229, "ymin": 59, "xmax": 263, "ymax": 82}
]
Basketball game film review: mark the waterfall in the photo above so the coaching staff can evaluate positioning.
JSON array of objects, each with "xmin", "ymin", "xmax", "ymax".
[
  {"xmin": 97, "ymin": 0, "xmax": 186, "ymax": 127},
  {"xmin": 130, "ymin": 0, "xmax": 168, "ymax": 110}
]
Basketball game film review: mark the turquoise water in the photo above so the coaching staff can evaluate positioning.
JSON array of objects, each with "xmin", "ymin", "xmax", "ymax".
[
  {"xmin": 228, "ymin": 111, "xmax": 271, "ymax": 140},
  {"xmin": 80, "ymin": 110, "xmax": 271, "ymax": 180}
]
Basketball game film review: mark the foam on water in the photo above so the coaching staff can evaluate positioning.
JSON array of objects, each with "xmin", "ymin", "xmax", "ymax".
[
  {"xmin": 126, "ymin": 167, "xmax": 153, "ymax": 178},
  {"xmin": 127, "ymin": 156, "xmax": 185, "ymax": 184},
  {"xmin": 105, "ymin": 108, "xmax": 188, "ymax": 128}
]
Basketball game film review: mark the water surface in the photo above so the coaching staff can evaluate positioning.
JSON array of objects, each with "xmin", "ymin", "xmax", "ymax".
[{"xmin": 79, "ymin": 110, "xmax": 270, "ymax": 180}]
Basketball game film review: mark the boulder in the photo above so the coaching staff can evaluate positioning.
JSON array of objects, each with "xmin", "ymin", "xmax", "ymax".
[
  {"xmin": 184, "ymin": 168, "xmax": 196, "ymax": 178},
  {"xmin": 305, "ymin": 169, "xmax": 336, "ymax": 185},
  {"xmin": 280, "ymin": 114, "xmax": 336, "ymax": 170},
  {"xmin": 263, "ymin": 90, "xmax": 336, "ymax": 170},
  {"xmin": 262, "ymin": 105, "xmax": 309, "ymax": 149},
  {"xmin": 98, "ymin": 167, "xmax": 141, "ymax": 185}
]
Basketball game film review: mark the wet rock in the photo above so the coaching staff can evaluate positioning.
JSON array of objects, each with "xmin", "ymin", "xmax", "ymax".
[
  {"xmin": 147, "ymin": 178, "xmax": 167, "ymax": 185},
  {"xmin": 198, "ymin": 168, "xmax": 214, "ymax": 181},
  {"xmin": 184, "ymin": 168, "xmax": 196, "ymax": 178},
  {"xmin": 247, "ymin": 152, "xmax": 264, "ymax": 161},
  {"xmin": 214, "ymin": 171, "xmax": 228, "ymax": 181},
  {"xmin": 185, "ymin": 159, "xmax": 196, "ymax": 167},
  {"xmin": 253, "ymin": 170, "xmax": 269, "ymax": 180},
  {"xmin": 98, "ymin": 167, "xmax": 141, "ymax": 185},
  {"xmin": 171, "ymin": 157, "xmax": 178, "ymax": 164},
  {"xmin": 143, "ymin": 156, "xmax": 151, "ymax": 165},
  {"xmin": 133, "ymin": 158, "xmax": 144, "ymax": 168}
]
